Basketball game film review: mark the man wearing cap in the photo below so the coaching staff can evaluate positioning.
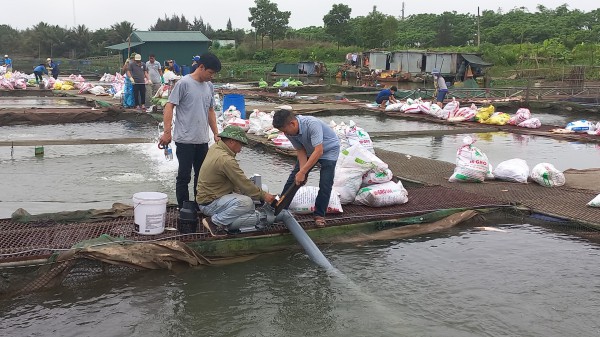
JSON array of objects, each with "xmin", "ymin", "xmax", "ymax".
[
  {"xmin": 46, "ymin": 58, "xmax": 59, "ymax": 79},
  {"xmin": 191, "ymin": 55, "xmax": 200, "ymax": 73},
  {"xmin": 158, "ymin": 52, "xmax": 222, "ymax": 209},
  {"xmin": 127, "ymin": 53, "xmax": 150, "ymax": 109},
  {"xmin": 197, "ymin": 125, "xmax": 276, "ymax": 235},
  {"xmin": 145, "ymin": 54, "xmax": 163, "ymax": 108},
  {"xmin": 432, "ymin": 69, "xmax": 448, "ymax": 106},
  {"xmin": 3, "ymin": 55, "xmax": 12, "ymax": 72}
]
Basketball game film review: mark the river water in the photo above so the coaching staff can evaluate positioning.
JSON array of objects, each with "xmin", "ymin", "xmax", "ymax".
[
  {"xmin": 1, "ymin": 113, "xmax": 600, "ymax": 336},
  {"xmin": 1, "ymin": 118, "xmax": 600, "ymax": 217},
  {"xmin": 1, "ymin": 223, "xmax": 599, "ymax": 336}
]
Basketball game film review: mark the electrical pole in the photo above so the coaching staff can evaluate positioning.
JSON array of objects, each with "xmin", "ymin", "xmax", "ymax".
[
  {"xmin": 401, "ymin": 2, "xmax": 405, "ymax": 20},
  {"xmin": 477, "ymin": 7, "xmax": 481, "ymax": 47},
  {"xmin": 73, "ymin": 0, "xmax": 76, "ymax": 26}
]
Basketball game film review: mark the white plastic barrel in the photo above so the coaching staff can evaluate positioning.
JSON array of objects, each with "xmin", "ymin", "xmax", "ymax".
[{"xmin": 133, "ymin": 192, "xmax": 168, "ymax": 235}]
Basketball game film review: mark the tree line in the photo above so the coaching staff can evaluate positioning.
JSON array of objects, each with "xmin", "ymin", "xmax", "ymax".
[{"xmin": 1, "ymin": 1, "xmax": 599, "ymax": 67}]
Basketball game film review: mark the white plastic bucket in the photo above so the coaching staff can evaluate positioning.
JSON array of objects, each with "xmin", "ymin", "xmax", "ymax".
[{"xmin": 133, "ymin": 192, "xmax": 168, "ymax": 235}]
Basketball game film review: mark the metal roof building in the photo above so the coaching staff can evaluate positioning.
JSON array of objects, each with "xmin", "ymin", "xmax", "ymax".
[{"xmin": 106, "ymin": 31, "xmax": 211, "ymax": 69}]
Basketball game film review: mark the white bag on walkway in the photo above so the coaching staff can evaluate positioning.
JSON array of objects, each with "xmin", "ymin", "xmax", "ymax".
[
  {"xmin": 493, "ymin": 158, "xmax": 530, "ymax": 183},
  {"xmin": 530, "ymin": 163, "xmax": 565, "ymax": 187},
  {"xmin": 354, "ymin": 181, "xmax": 408, "ymax": 207},
  {"xmin": 518, "ymin": 118, "xmax": 541, "ymax": 129},
  {"xmin": 362, "ymin": 168, "xmax": 394, "ymax": 185},
  {"xmin": 345, "ymin": 120, "xmax": 374, "ymax": 153},
  {"xmin": 588, "ymin": 194, "xmax": 600, "ymax": 207},
  {"xmin": 333, "ymin": 144, "xmax": 389, "ymax": 204},
  {"xmin": 566, "ymin": 120, "xmax": 594, "ymax": 133},
  {"xmin": 508, "ymin": 108, "xmax": 531, "ymax": 125},
  {"xmin": 449, "ymin": 136, "xmax": 489, "ymax": 183},
  {"xmin": 442, "ymin": 98, "xmax": 460, "ymax": 119},
  {"xmin": 289, "ymin": 186, "xmax": 343, "ymax": 214}
]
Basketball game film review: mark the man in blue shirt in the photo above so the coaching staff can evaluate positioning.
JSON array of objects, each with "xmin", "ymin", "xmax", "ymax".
[
  {"xmin": 33, "ymin": 64, "xmax": 48, "ymax": 83},
  {"xmin": 272, "ymin": 109, "xmax": 340, "ymax": 228},
  {"xmin": 3, "ymin": 55, "xmax": 12, "ymax": 72},
  {"xmin": 191, "ymin": 55, "xmax": 200, "ymax": 73},
  {"xmin": 47, "ymin": 58, "xmax": 59, "ymax": 79},
  {"xmin": 375, "ymin": 85, "xmax": 397, "ymax": 108}
]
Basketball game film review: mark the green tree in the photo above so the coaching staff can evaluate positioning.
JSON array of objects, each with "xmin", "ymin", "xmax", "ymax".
[
  {"xmin": 110, "ymin": 21, "xmax": 135, "ymax": 44},
  {"xmin": 191, "ymin": 17, "xmax": 206, "ymax": 32},
  {"xmin": 150, "ymin": 14, "xmax": 191, "ymax": 31},
  {"xmin": 90, "ymin": 28, "xmax": 113, "ymax": 55},
  {"xmin": 357, "ymin": 7, "xmax": 398, "ymax": 49},
  {"xmin": 323, "ymin": 4, "xmax": 351, "ymax": 50},
  {"xmin": 226, "ymin": 18, "xmax": 232, "ymax": 31},
  {"xmin": 0, "ymin": 25, "xmax": 20, "ymax": 55},
  {"xmin": 249, "ymin": 0, "xmax": 286, "ymax": 50},
  {"xmin": 266, "ymin": 9, "xmax": 290, "ymax": 51},
  {"xmin": 69, "ymin": 25, "xmax": 92, "ymax": 58}
]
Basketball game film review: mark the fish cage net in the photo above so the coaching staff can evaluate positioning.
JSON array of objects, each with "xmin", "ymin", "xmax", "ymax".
[{"xmin": 2, "ymin": 207, "xmax": 600, "ymax": 300}]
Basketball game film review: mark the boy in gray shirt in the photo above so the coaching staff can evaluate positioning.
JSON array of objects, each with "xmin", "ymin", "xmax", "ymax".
[{"xmin": 145, "ymin": 54, "xmax": 163, "ymax": 107}]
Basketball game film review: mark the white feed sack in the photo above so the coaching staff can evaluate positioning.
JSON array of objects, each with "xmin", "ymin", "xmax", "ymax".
[
  {"xmin": 530, "ymin": 163, "xmax": 565, "ymax": 187},
  {"xmin": 362, "ymin": 168, "xmax": 394, "ymax": 185},
  {"xmin": 588, "ymin": 194, "xmax": 600, "ymax": 207},
  {"xmin": 493, "ymin": 158, "xmax": 530, "ymax": 183},
  {"xmin": 288, "ymin": 186, "xmax": 343, "ymax": 214},
  {"xmin": 345, "ymin": 120, "xmax": 374, "ymax": 153},
  {"xmin": 449, "ymin": 136, "xmax": 489, "ymax": 183},
  {"xmin": 333, "ymin": 144, "xmax": 389, "ymax": 204},
  {"xmin": 354, "ymin": 181, "xmax": 408, "ymax": 207}
]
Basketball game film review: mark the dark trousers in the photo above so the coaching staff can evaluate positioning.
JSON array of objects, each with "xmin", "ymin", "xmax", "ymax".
[
  {"xmin": 175, "ymin": 142, "xmax": 209, "ymax": 208},
  {"xmin": 34, "ymin": 71, "xmax": 43, "ymax": 83},
  {"xmin": 282, "ymin": 159, "xmax": 337, "ymax": 217},
  {"xmin": 133, "ymin": 83, "xmax": 146, "ymax": 107}
]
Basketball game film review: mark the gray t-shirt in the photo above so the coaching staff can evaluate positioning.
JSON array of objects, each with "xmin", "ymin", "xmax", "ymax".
[
  {"xmin": 168, "ymin": 74, "xmax": 215, "ymax": 144},
  {"xmin": 128, "ymin": 62, "xmax": 147, "ymax": 84},
  {"xmin": 146, "ymin": 60, "xmax": 162, "ymax": 84},
  {"xmin": 286, "ymin": 115, "xmax": 340, "ymax": 161}
]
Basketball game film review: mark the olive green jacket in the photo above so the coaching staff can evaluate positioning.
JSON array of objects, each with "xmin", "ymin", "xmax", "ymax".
[{"xmin": 196, "ymin": 141, "xmax": 266, "ymax": 204}]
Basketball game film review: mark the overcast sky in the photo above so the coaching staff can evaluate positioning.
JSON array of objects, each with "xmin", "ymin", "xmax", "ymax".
[{"xmin": 6, "ymin": 1, "xmax": 599, "ymax": 31}]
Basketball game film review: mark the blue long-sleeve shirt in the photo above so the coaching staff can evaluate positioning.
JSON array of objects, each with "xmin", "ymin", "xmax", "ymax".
[
  {"xmin": 49, "ymin": 62, "xmax": 59, "ymax": 76},
  {"xmin": 33, "ymin": 65, "xmax": 48, "ymax": 75}
]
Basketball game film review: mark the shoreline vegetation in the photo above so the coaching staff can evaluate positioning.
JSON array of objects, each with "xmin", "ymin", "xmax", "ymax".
[{"xmin": 2, "ymin": 3, "xmax": 599, "ymax": 84}]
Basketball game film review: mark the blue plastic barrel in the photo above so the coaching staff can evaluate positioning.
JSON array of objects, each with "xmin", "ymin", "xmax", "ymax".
[
  {"xmin": 222, "ymin": 94, "xmax": 246, "ymax": 119},
  {"xmin": 181, "ymin": 66, "xmax": 191, "ymax": 76}
]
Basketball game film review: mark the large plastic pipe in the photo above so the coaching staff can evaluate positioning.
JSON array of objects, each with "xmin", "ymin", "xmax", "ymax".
[{"xmin": 276, "ymin": 210, "xmax": 333, "ymax": 270}]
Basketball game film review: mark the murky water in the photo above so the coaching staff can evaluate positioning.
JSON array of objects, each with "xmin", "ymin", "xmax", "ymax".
[
  {"xmin": 2, "ymin": 121, "xmax": 599, "ymax": 218},
  {"xmin": 377, "ymin": 131, "xmax": 600, "ymax": 171},
  {"xmin": 0, "ymin": 122, "xmax": 155, "ymax": 141},
  {"xmin": 2, "ymin": 224, "xmax": 599, "ymax": 336},
  {"xmin": 0, "ymin": 121, "xmax": 312, "ymax": 218},
  {"xmin": 0, "ymin": 98, "xmax": 89, "ymax": 109}
]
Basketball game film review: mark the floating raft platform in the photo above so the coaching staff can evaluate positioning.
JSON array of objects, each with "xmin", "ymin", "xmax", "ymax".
[{"xmin": 0, "ymin": 185, "xmax": 509, "ymax": 264}]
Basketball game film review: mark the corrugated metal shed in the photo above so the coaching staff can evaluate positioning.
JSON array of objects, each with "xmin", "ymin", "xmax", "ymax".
[
  {"xmin": 390, "ymin": 51, "xmax": 423, "ymax": 74},
  {"xmin": 106, "ymin": 31, "xmax": 211, "ymax": 68},
  {"xmin": 131, "ymin": 31, "xmax": 210, "ymax": 42},
  {"xmin": 425, "ymin": 53, "xmax": 456, "ymax": 74}
]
